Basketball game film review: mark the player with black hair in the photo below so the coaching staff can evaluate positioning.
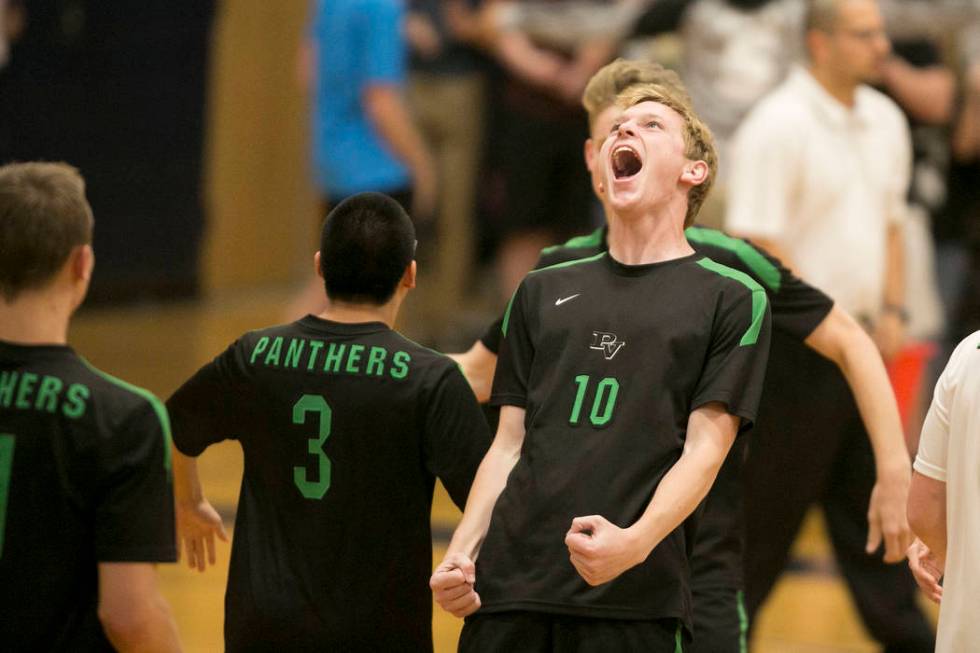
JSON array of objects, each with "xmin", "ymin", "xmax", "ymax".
[{"xmin": 167, "ymin": 192, "xmax": 491, "ymax": 652}]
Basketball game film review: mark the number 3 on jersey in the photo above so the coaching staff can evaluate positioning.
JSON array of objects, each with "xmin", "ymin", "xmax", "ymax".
[
  {"xmin": 292, "ymin": 395, "xmax": 332, "ymax": 500},
  {"xmin": 569, "ymin": 375, "xmax": 620, "ymax": 427},
  {"xmin": 0, "ymin": 434, "xmax": 14, "ymax": 559}
]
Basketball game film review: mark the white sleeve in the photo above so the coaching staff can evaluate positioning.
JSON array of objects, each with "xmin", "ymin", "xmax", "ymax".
[{"xmin": 724, "ymin": 100, "xmax": 801, "ymax": 238}]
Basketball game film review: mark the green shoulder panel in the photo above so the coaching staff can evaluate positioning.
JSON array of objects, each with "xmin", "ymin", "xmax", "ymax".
[
  {"xmin": 80, "ymin": 359, "xmax": 173, "ymax": 471},
  {"xmin": 696, "ymin": 257, "xmax": 768, "ymax": 347},
  {"xmin": 685, "ymin": 226, "xmax": 781, "ymax": 292},
  {"xmin": 540, "ymin": 227, "xmax": 604, "ymax": 256}
]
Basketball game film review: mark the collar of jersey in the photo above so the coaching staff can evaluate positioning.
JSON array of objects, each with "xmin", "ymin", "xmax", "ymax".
[
  {"xmin": 603, "ymin": 251, "xmax": 700, "ymax": 277},
  {"xmin": 298, "ymin": 315, "xmax": 389, "ymax": 335}
]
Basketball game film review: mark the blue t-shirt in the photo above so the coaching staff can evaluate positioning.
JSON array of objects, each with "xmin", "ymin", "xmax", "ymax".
[{"xmin": 311, "ymin": 0, "xmax": 411, "ymax": 197}]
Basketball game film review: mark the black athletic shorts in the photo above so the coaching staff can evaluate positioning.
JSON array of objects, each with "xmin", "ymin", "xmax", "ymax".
[
  {"xmin": 459, "ymin": 611, "xmax": 685, "ymax": 653},
  {"xmin": 689, "ymin": 586, "xmax": 748, "ymax": 653}
]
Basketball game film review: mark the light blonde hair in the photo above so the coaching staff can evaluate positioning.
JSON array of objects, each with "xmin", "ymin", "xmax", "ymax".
[
  {"xmin": 582, "ymin": 59, "xmax": 691, "ymax": 131},
  {"xmin": 616, "ymin": 83, "xmax": 717, "ymax": 227}
]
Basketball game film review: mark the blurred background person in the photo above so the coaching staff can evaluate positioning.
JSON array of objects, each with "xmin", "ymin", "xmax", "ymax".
[{"xmin": 724, "ymin": 0, "xmax": 935, "ymax": 649}]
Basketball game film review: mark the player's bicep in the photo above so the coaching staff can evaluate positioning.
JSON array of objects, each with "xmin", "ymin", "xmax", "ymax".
[{"xmin": 684, "ymin": 402, "xmax": 739, "ymax": 467}]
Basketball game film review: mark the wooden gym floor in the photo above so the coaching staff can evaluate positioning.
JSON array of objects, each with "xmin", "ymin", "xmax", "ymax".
[{"xmin": 69, "ymin": 287, "xmax": 937, "ymax": 652}]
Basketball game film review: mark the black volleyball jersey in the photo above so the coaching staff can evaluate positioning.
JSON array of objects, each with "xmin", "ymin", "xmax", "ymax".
[
  {"xmin": 483, "ymin": 249, "xmax": 772, "ymax": 630},
  {"xmin": 0, "ymin": 341, "xmax": 176, "ymax": 652},
  {"xmin": 167, "ymin": 316, "xmax": 491, "ymax": 652},
  {"xmin": 480, "ymin": 226, "xmax": 834, "ymax": 591}
]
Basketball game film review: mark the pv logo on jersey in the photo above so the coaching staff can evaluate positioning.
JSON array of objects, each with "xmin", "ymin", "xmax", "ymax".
[{"xmin": 590, "ymin": 331, "xmax": 625, "ymax": 360}]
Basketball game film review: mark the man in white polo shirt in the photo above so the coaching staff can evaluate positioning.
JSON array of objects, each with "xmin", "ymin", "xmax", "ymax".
[
  {"xmin": 724, "ymin": 0, "xmax": 934, "ymax": 649},
  {"xmin": 907, "ymin": 330, "xmax": 980, "ymax": 652}
]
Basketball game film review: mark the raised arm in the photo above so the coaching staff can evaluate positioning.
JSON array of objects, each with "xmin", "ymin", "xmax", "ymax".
[
  {"xmin": 805, "ymin": 305, "xmax": 912, "ymax": 561},
  {"xmin": 564, "ymin": 402, "xmax": 738, "ymax": 586},
  {"xmin": 431, "ymin": 405, "xmax": 526, "ymax": 617},
  {"xmin": 97, "ymin": 563, "xmax": 183, "ymax": 653}
]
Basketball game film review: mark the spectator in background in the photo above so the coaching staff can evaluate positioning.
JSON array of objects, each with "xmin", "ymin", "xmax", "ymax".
[
  {"xmin": 405, "ymin": 0, "xmax": 488, "ymax": 327},
  {"xmin": 291, "ymin": 0, "xmax": 438, "ymax": 318},
  {"xmin": 724, "ymin": 0, "xmax": 935, "ymax": 649},
  {"xmin": 303, "ymin": 0, "xmax": 437, "ymax": 222},
  {"xmin": 480, "ymin": 0, "xmax": 619, "ymax": 304}
]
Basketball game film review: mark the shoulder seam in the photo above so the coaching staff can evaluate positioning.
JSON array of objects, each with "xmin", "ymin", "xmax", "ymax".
[
  {"xmin": 696, "ymin": 257, "xmax": 768, "ymax": 347},
  {"xmin": 685, "ymin": 226, "xmax": 781, "ymax": 291},
  {"xmin": 78, "ymin": 359, "xmax": 173, "ymax": 471}
]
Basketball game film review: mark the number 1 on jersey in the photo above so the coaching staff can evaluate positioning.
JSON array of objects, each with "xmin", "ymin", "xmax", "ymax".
[
  {"xmin": 0, "ymin": 434, "xmax": 15, "ymax": 559},
  {"xmin": 292, "ymin": 395, "xmax": 332, "ymax": 500}
]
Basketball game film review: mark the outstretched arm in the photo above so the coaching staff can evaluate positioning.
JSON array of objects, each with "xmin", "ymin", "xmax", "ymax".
[
  {"xmin": 172, "ymin": 446, "xmax": 228, "ymax": 572},
  {"xmin": 565, "ymin": 402, "xmax": 737, "ymax": 586},
  {"xmin": 431, "ymin": 405, "xmax": 526, "ymax": 617},
  {"xmin": 805, "ymin": 305, "xmax": 912, "ymax": 562}
]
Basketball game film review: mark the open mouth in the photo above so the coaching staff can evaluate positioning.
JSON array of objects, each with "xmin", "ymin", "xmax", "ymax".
[{"xmin": 612, "ymin": 146, "xmax": 642, "ymax": 179}]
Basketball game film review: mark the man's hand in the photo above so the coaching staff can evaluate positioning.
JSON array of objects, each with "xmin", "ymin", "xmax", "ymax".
[
  {"xmin": 176, "ymin": 497, "xmax": 228, "ymax": 572},
  {"xmin": 565, "ymin": 515, "xmax": 646, "ymax": 586},
  {"xmin": 865, "ymin": 463, "xmax": 913, "ymax": 562},
  {"xmin": 907, "ymin": 538, "xmax": 943, "ymax": 604},
  {"xmin": 430, "ymin": 552, "xmax": 481, "ymax": 617}
]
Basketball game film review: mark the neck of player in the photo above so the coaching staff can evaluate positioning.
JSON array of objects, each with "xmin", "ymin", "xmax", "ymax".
[
  {"xmin": 317, "ymin": 293, "xmax": 404, "ymax": 329},
  {"xmin": 604, "ymin": 204, "xmax": 694, "ymax": 266},
  {"xmin": 0, "ymin": 289, "xmax": 73, "ymax": 345}
]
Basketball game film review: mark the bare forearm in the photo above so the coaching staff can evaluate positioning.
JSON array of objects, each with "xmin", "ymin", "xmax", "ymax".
[
  {"xmin": 879, "ymin": 59, "xmax": 954, "ymax": 125},
  {"xmin": 171, "ymin": 445, "xmax": 203, "ymax": 503},
  {"xmin": 363, "ymin": 86, "xmax": 433, "ymax": 175},
  {"xmin": 494, "ymin": 30, "xmax": 566, "ymax": 87},
  {"xmin": 447, "ymin": 443, "xmax": 520, "ymax": 559},
  {"xmin": 884, "ymin": 224, "xmax": 904, "ymax": 309},
  {"xmin": 952, "ymin": 69, "xmax": 980, "ymax": 160},
  {"xmin": 448, "ymin": 341, "xmax": 497, "ymax": 404},
  {"xmin": 102, "ymin": 598, "xmax": 182, "ymax": 653},
  {"xmin": 629, "ymin": 405, "xmax": 736, "ymax": 555}
]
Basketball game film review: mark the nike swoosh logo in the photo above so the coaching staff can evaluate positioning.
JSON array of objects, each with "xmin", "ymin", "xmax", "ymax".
[{"xmin": 555, "ymin": 294, "xmax": 581, "ymax": 306}]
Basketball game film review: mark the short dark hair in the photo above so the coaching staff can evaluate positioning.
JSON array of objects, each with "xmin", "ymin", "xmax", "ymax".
[
  {"xmin": 319, "ymin": 192, "xmax": 416, "ymax": 305},
  {"xmin": 0, "ymin": 162, "xmax": 94, "ymax": 302}
]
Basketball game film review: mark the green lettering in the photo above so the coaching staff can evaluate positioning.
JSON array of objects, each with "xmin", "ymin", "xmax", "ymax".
[
  {"xmin": 0, "ymin": 372, "xmax": 16, "ymax": 407},
  {"xmin": 323, "ymin": 343, "xmax": 346, "ymax": 373},
  {"xmin": 306, "ymin": 340, "xmax": 325, "ymax": 370},
  {"xmin": 569, "ymin": 375, "xmax": 590, "ymax": 425},
  {"xmin": 284, "ymin": 338, "xmax": 305, "ymax": 369},
  {"xmin": 390, "ymin": 351, "xmax": 411, "ymax": 379},
  {"xmin": 14, "ymin": 373, "xmax": 37, "ymax": 410},
  {"xmin": 345, "ymin": 344, "xmax": 364, "ymax": 374},
  {"xmin": 63, "ymin": 383, "xmax": 90, "ymax": 419},
  {"xmin": 292, "ymin": 395, "xmax": 332, "ymax": 500},
  {"xmin": 590, "ymin": 378, "xmax": 620, "ymax": 426},
  {"xmin": 264, "ymin": 337, "xmax": 284, "ymax": 366},
  {"xmin": 34, "ymin": 376, "xmax": 63, "ymax": 414},
  {"xmin": 249, "ymin": 336, "xmax": 270, "ymax": 365},
  {"xmin": 366, "ymin": 347, "xmax": 387, "ymax": 376}
]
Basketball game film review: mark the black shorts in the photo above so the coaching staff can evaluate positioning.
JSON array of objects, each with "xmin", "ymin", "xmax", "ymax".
[
  {"xmin": 459, "ymin": 611, "xmax": 684, "ymax": 653},
  {"xmin": 689, "ymin": 586, "xmax": 748, "ymax": 653}
]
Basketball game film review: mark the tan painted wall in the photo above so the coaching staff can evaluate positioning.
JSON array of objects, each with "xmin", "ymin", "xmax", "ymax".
[{"xmin": 203, "ymin": 1, "xmax": 318, "ymax": 291}]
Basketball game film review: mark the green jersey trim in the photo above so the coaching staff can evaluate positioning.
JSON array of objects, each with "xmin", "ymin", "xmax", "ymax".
[
  {"xmin": 80, "ymin": 359, "xmax": 173, "ymax": 471},
  {"xmin": 540, "ymin": 227, "xmax": 604, "ymax": 256},
  {"xmin": 685, "ymin": 226, "xmax": 782, "ymax": 292},
  {"xmin": 737, "ymin": 590, "xmax": 749, "ymax": 653},
  {"xmin": 696, "ymin": 257, "xmax": 768, "ymax": 347},
  {"xmin": 675, "ymin": 620, "xmax": 684, "ymax": 653},
  {"xmin": 501, "ymin": 252, "xmax": 606, "ymax": 336}
]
